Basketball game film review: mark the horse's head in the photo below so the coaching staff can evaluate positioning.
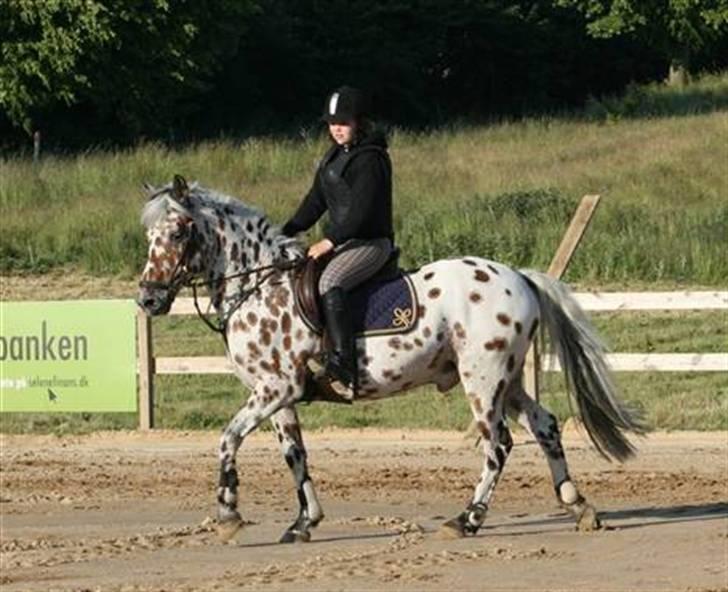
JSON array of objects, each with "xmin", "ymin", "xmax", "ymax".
[{"xmin": 137, "ymin": 175, "xmax": 207, "ymax": 315}]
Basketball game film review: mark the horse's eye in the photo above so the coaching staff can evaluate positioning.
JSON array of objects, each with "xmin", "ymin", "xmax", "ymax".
[{"xmin": 171, "ymin": 227, "xmax": 188, "ymax": 242}]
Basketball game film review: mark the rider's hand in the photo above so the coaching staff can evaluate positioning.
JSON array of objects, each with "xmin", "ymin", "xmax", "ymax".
[{"xmin": 308, "ymin": 238, "xmax": 334, "ymax": 260}]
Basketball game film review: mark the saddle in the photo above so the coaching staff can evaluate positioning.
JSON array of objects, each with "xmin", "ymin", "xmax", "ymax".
[{"xmin": 293, "ymin": 248, "xmax": 418, "ymax": 337}]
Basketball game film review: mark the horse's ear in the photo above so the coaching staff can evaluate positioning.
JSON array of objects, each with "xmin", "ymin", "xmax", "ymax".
[{"xmin": 172, "ymin": 174, "xmax": 190, "ymax": 203}]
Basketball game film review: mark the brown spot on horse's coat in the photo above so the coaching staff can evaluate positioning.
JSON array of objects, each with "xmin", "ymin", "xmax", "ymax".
[
  {"xmin": 453, "ymin": 322, "xmax": 466, "ymax": 339},
  {"xmin": 484, "ymin": 338, "xmax": 507, "ymax": 351},
  {"xmin": 428, "ymin": 288, "xmax": 441, "ymax": 299},
  {"xmin": 247, "ymin": 342, "xmax": 262, "ymax": 359},
  {"xmin": 473, "ymin": 398, "xmax": 483, "ymax": 414},
  {"xmin": 505, "ymin": 288, "xmax": 512, "ymax": 296},
  {"xmin": 474, "ymin": 270, "xmax": 490, "ymax": 282},
  {"xmin": 423, "ymin": 327, "xmax": 432, "ymax": 338},
  {"xmin": 496, "ymin": 313, "xmax": 511, "ymax": 326},
  {"xmin": 281, "ymin": 312, "xmax": 292, "ymax": 334},
  {"xmin": 470, "ymin": 292, "xmax": 482, "ymax": 303},
  {"xmin": 507, "ymin": 355, "xmax": 515, "ymax": 372},
  {"xmin": 234, "ymin": 354, "xmax": 244, "ymax": 366},
  {"xmin": 487, "ymin": 264, "xmax": 500, "ymax": 275},
  {"xmin": 247, "ymin": 312, "xmax": 258, "ymax": 325},
  {"xmin": 389, "ymin": 337, "xmax": 402, "ymax": 350},
  {"xmin": 417, "ymin": 304, "xmax": 427, "ymax": 319},
  {"xmin": 424, "ymin": 272, "xmax": 435, "ymax": 280},
  {"xmin": 514, "ymin": 321, "xmax": 522, "ymax": 334},
  {"xmin": 463, "ymin": 259, "xmax": 478, "ymax": 266},
  {"xmin": 477, "ymin": 421, "xmax": 491, "ymax": 440},
  {"xmin": 283, "ymin": 335, "xmax": 292, "ymax": 350}
]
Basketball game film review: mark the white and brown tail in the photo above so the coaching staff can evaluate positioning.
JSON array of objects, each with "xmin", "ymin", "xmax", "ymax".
[{"xmin": 520, "ymin": 270, "xmax": 645, "ymax": 461}]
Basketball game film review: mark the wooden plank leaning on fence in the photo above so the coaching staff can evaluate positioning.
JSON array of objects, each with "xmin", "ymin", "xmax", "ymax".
[{"xmin": 524, "ymin": 194, "xmax": 602, "ymax": 401}]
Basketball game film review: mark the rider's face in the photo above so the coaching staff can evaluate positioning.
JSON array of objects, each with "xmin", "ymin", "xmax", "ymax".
[{"xmin": 328, "ymin": 121, "xmax": 357, "ymax": 146}]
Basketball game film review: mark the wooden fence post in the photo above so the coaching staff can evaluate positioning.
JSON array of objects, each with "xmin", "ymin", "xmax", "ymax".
[
  {"xmin": 137, "ymin": 309, "xmax": 155, "ymax": 430},
  {"xmin": 523, "ymin": 194, "xmax": 601, "ymax": 400}
]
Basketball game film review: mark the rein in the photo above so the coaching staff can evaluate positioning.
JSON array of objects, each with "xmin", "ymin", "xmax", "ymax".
[
  {"xmin": 189, "ymin": 257, "xmax": 304, "ymax": 338},
  {"xmin": 188, "ymin": 262, "xmax": 286, "ymax": 336}
]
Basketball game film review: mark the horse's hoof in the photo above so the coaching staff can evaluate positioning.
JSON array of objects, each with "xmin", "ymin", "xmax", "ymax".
[
  {"xmin": 279, "ymin": 529, "xmax": 311, "ymax": 544},
  {"xmin": 217, "ymin": 517, "xmax": 243, "ymax": 542},
  {"xmin": 575, "ymin": 504, "xmax": 601, "ymax": 532},
  {"xmin": 437, "ymin": 520, "xmax": 465, "ymax": 539}
]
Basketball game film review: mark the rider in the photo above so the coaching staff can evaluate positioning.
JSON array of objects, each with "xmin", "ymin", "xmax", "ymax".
[{"xmin": 282, "ymin": 86, "xmax": 394, "ymax": 399}]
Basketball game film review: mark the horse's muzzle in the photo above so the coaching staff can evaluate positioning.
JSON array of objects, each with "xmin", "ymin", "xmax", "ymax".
[{"xmin": 137, "ymin": 285, "xmax": 174, "ymax": 316}]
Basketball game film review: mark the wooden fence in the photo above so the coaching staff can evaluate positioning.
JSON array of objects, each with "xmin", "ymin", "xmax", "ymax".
[{"xmin": 136, "ymin": 290, "xmax": 728, "ymax": 429}]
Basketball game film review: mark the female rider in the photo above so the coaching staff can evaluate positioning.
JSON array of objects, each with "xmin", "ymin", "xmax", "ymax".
[{"xmin": 282, "ymin": 86, "xmax": 394, "ymax": 399}]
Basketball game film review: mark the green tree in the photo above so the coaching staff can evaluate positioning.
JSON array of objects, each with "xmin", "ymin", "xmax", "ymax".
[
  {"xmin": 555, "ymin": 0, "xmax": 728, "ymax": 84},
  {"xmin": 0, "ymin": 0, "xmax": 256, "ymax": 136},
  {"xmin": 0, "ymin": 0, "xmax": 111, "ymax": 131}
]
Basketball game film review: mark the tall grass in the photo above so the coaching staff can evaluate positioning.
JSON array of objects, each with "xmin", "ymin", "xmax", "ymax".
[{"xmin": 2, "ymin": 73, "xmax": 727, "ymax": 285}]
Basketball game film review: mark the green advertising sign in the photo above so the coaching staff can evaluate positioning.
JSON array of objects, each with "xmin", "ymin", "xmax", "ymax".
[{"xmin": 1, "ymin": 300, "xmax": 138, "ymax": 412}]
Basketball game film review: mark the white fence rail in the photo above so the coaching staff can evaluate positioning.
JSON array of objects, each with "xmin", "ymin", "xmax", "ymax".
[
  {"xmin": 136, "ymin": 290, "xmax": 727, "ymax": 429},
  {"xmin": 151, "ymin": 291, "xmax": 728, "ymax": 375}
]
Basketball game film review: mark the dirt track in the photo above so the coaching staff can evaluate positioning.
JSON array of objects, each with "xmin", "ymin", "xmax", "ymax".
[{"xmin": 1, "ymin": 428, "xmax": 726, "ymax": 592}]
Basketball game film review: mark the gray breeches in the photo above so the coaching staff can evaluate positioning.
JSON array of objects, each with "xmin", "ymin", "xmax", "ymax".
[{"xmin": 319, "ymin": 238, "xmax": 392, "ymax": 295}]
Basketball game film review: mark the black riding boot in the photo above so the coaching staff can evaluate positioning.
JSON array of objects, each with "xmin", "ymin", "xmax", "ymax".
[{"xmin": 320, "ymin": 287, "xmax": 358, "ymax": 399}]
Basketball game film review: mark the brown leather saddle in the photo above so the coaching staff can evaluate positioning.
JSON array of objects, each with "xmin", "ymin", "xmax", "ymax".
[{"xmin": 293, "ymin": 247, "xmax": 411, "ymax": 335}]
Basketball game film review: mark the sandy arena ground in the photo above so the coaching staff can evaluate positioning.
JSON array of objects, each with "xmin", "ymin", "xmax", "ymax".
[{"xmin": 1, "ymin": 427, "xmax": 726, "ymax": 592}]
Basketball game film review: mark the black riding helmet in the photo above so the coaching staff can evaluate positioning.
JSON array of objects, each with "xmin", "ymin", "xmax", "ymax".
[{"xmin": 321, "ymin": 86, "xmax": 369, "ymax": 123}]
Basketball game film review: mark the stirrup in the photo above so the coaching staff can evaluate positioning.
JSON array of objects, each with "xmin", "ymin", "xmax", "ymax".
[
  {"xmin": 324, "ymin": 358, "xmax": 357, "ymax": 400},
  {"xmin": 306, "ymin": 356, "xmax": 355, "ymax": 402}
]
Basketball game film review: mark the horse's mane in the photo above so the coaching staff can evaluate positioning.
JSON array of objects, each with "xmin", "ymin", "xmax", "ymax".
[{"xmin": 141, "ymin": 182, "xmax": 304, "ymax": 261}]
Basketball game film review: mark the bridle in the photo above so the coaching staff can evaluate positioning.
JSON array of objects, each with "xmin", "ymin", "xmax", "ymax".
[
  {"xmin": 139, "ymin": 220, "xmax": 303, "ymax": 338},
  {"xmin": 138, "ymin": 225, "xmax": 200, "ymax": 295}
]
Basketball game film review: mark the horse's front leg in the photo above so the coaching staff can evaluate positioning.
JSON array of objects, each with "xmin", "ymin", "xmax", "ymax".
[
  {"xmin": 216, "ymin": 378, "xmax": 298, "ymax": 540},
  {"xmin": 270, "ymin": 406, "xmax": 324, "ymax": 543}
]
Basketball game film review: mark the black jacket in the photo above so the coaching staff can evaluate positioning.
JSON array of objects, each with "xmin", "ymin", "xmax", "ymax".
[{"xmin": 282, "ymin": 132, "xmax": 393, "ymax": 245}]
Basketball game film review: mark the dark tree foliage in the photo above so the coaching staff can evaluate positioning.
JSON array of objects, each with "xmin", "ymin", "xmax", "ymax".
[{"xmin": 1, "ymin": 0, "xmax": 725, "ymax": 151}]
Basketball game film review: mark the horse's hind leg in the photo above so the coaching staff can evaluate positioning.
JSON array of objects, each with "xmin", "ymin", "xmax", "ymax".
[
  {"xmin": 441, "ymin": 372, "xmax": 513, "ymax": 538},
  {"xmin": 270, "ymin": 406, "xmax": 324, "ymax": 543},
  {"xmin": 505, "ymin": 381, "xmax": 601, "ymax": 531}
]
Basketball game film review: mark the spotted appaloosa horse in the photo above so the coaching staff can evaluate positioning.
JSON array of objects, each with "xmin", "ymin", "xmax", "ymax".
[{"xmin": 137, "ymin": 176, "xmax": 643, "ymax": 543}]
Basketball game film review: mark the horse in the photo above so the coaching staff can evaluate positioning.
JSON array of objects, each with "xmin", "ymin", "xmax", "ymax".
[{"xmin": 137, "ymin": 175, "xmax": 643, "ymax": 543}]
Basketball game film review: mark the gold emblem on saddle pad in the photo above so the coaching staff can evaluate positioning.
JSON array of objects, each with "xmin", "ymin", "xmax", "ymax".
[{"xmin": 392, "ymin": 307, "xmax": 413, "ymax": 328}]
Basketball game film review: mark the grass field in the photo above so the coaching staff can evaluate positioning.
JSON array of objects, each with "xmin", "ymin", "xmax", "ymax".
[
  {"xmin": 1, "ymin": 73, "xmax": 726, "ymax": 434},
  {"xmin": 1, "ymin": 73, "xmax": 727, "ymax": 285}
]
